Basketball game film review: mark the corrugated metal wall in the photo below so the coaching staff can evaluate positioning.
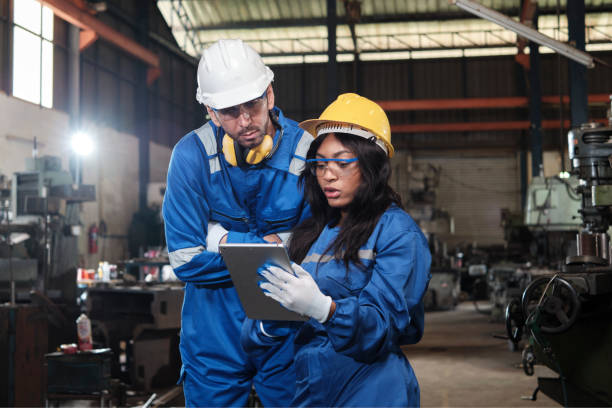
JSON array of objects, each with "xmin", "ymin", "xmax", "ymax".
[{"xmin": 390, "ymin": 151, "xmax": 521, "ymax": 246}]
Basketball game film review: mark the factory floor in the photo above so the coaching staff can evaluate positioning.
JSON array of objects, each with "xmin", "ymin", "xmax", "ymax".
[
  {"xmin": 63, "ymin": 301, "xmax": 561, "ymax": 408},
  {"xmin": 407, "ymin": 301, "xmax": 558, "ymax": 407}
]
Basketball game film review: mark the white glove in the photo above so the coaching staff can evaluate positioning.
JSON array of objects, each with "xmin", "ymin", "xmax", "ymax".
[
  {"xmin": 206, "ymin": 222, "xmax": 228, "ymax": 253},
  {"xmin": 259, "ymin": 263, "xmax": 332, "ymax": 323}
]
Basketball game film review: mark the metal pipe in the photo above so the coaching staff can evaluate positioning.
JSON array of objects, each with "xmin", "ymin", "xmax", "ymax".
[{"xmin": 377, "ymin": 94, "xmax": 612, "ymax": 111}]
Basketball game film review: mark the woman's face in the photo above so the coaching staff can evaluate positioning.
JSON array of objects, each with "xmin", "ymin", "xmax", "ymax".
[{"xmin": 313, "ymin": 134, "xmax": 362, "ymax": 213}]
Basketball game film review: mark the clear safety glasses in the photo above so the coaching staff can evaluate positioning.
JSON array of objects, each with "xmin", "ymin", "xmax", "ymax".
[
  {"xmin": 213, "ymin": 91, "xmax": 267, "ymax": 120},
  {"xmin": 306, "ymin": 157, "xmax": 359, "ymax": 177}
]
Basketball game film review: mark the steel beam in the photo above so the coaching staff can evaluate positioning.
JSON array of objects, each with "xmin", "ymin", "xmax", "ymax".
[
  {"xmin": 327, "ymin": 0, "xmax": 338, "ymax": 104},
  {"xmin": 376, "ymin": 94, "xmax": 612, "ymax": 111},
  {"xmin": 568, "ymin": 0, "xmax": 588, "ymax": 126},
  {"xmin": 528, "ymin": 11, "xmax": 543, "ymax": 177},
  {"xmin": 391, "ymin": 119, "xmax": 607, "ymax": 133},
  {"xmin": 38, "ymin": 0, "xmax": 160, "ymax": 84}
]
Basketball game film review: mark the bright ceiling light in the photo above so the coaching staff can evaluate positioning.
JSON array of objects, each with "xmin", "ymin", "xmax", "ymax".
[
  {"xmin": 71, "ymin": 132, "xmax": 94, "ymax": 156},
  {"xmin": 450, "ymin": 0, "xmax": 595, "ymax": 68}
]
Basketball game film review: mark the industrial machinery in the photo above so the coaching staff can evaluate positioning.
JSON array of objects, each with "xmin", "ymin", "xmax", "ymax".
[
  {"xmin": 0, "ymin": 155, "xmax": 95, "ymax": 406},
  {"xmin": 488, "ymin": 175, "xmax": 582, "ymax": 325},
  {"xmin": 404, "ymin": 163, "xmax": 459, "ymax": 310},
  {"xmin": 524, "ymin": 174, "xmax": 582, "ymax": 268},
  {"xmin": 1, "ymin": 155, "xmax": 95, "ymax": 304},
  {"xmin": 507, "ymin": 121, "xmax": 612, "ymax": 406}
]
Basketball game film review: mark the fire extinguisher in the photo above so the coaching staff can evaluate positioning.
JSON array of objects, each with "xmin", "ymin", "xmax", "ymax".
[{"xmin": 88, "ymin": 223, "xmax": 98, "ymax": 254}]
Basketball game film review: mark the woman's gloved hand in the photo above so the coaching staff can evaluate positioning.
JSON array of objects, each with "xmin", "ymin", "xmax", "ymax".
[{"xmin": 258, "ymin": 263, "xmax": 332, "ymax": 323}]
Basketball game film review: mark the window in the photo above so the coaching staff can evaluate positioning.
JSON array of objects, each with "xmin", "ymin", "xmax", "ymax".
[{"xmin": 13, "ymin": 0, "xmax": 54, "ymax": 108}]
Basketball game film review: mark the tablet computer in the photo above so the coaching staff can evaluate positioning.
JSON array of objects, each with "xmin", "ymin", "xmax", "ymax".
[{"xmin": 219, "ymin": 243, "xmax": 308, "ymax": 321}]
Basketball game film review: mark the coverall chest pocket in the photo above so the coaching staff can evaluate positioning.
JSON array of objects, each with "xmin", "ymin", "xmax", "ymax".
[
  {"xmin": 259, "ymin": 207, "xmax": 299, "ymax": 233},
  {"xmin": 324, "ymin": 267, "xmax": 371, "ymax": 298},
  {"xmin": 210, "ymin": 208, "xmax": 248, "ymax": 230}
]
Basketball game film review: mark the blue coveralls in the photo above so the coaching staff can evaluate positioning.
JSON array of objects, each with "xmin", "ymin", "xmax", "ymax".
[
  {"xmin": 243, "ymin": 205, "xmax": 432, "ymax": 407},
  {"xmin": 162, "ymin": 107, "xmax": 312, "ymax": 407}
]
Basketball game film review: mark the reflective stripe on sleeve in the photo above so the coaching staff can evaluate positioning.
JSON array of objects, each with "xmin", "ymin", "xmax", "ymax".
[
  {"xmin": 302, "ymin": 249, "xmax": 375, "ymax": 264},
  {"xmin": 194, "ymin": 123, "xmax": 221, "ymax": 174},
  {"xmin": 289, "ymin": 131, "xmax": 313, "ymax": 176},
  {"xmin": 169, "ymin": 245, "xmax": 205, "ymax": 269}
]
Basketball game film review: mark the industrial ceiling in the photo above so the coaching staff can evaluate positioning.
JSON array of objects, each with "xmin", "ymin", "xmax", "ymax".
[{"xmin": 157, "ymin": 0, "xmax": 612, "ymax": 63}]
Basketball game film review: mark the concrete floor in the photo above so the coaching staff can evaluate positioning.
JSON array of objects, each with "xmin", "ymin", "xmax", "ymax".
[{"xmin": 405, "ymin": 301, "xmax": 559, "ymax": 407}]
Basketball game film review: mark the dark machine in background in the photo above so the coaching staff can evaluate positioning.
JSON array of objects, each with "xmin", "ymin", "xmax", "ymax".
[
  {"xmin": 506, "ymin": 121, "xmax": 612, "ymax": 406},
  {"xmin": 86, "ymin": 285, "xmax": 183, "ymax": 392}
]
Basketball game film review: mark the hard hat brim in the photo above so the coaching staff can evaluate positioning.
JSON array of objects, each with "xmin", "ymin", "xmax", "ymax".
[{"xmin": 298, "ymin": 118, "xmax": 395, "ymax": 157}]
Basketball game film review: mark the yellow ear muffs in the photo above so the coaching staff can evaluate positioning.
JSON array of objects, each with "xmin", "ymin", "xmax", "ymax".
[
  {"xmin": 222, "ymin": 133, "xmax": 274, "ymax": 166},
  {"xmin": 222, "ymin": 134, "xmax": 239, "ymax": 166},
  {"xmin": 245, "ymin": 134, "xmax": 273, "ymax": 164}
]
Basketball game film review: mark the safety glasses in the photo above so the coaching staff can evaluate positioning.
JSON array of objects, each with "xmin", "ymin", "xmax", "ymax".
[
  {"xmin": 213, "ymin": 91, "xmax": 267, "ymax": 120},
  {"xmin": 305, "ymin": 157, "xmax": 358, "ymax": 177}
]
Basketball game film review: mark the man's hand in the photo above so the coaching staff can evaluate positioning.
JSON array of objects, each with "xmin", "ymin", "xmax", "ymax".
[{"xmin": 258, "ymin": 263, "xmax": 333, "ymax": 323}]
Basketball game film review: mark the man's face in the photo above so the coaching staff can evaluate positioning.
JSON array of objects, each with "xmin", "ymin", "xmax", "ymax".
[{"xmin": 207, "ymin": 86, "xmax": 275, "ymax": 149}]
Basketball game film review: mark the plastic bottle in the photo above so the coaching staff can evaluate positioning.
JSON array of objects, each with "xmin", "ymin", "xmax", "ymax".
[
  {"xmin": 76, "ymin": 313, "xmax": 93, "ymax": 351},
  {"xmin": 102, "ymin": 262, "xmax": 110, "ymax": 281}
]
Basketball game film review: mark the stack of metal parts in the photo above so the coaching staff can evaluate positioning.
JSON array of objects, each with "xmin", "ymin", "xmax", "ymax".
[{"xmin": 506, "ymin": 120, "xmax": 612, "ymax": 406}]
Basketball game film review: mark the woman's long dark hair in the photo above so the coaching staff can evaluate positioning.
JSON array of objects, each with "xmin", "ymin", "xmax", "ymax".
[{"xmin": 289, "ymin": 132, "xmax": 403, "ymax": 270}]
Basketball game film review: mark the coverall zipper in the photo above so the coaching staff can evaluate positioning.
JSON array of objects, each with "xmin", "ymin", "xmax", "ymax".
[
  {"xmin": 264, "ymin": 216, "xmax": 296, "ymax": 225},
  {"xmin": 211, "ymin": 209, "xmax": 249, "ymax": 223}
]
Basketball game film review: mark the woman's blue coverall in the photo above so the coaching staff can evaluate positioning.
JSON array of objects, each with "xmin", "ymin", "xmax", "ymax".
[
  {"xmin": 243, "ymin": 205, "xmax": 432, "ymax": 407},
  {"xmin": 162, "ymin": 107, "xmax": 312, "ymax": 407}
]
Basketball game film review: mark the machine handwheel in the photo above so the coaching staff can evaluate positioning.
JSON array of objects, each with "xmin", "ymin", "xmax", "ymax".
[
  {"xmin": 505, "ymin": 298, "xmax": 524, "ymax": 344},
  {"xmin": 521, "ymin": 276, "xmax": 580, "ymax": 334}
]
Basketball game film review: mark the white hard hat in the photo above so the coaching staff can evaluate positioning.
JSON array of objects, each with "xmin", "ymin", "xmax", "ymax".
[{"xmin": 196, "ymin": 39, "xmax": 274, "ymax": 109}]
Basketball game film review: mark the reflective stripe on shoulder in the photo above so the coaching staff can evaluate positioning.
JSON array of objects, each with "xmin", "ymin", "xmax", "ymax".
[
  {"xmin": 168, "ymin": 245, "xmax": 205, "ymax": 269},
  {"xmin": 289, "ymin": 130, "xmax": 313, "ymax": 176},
  {"xmin": 302, "ymin": 249, "xmax": 375, "ymax": 264},
  {"xmin": 194, "ymin": 123, "xmax": 221, "ymax": 174}
]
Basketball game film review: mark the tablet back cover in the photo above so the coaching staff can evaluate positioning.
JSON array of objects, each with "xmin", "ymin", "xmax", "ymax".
[{"xmin": 219, "ymin": 243, "xmax": 308, "ymax": 321}]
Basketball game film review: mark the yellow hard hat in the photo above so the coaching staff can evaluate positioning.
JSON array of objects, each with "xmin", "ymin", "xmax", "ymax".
[{"xmin": 299, "ymin": 93, "xmax": 394, "ymax": 157}]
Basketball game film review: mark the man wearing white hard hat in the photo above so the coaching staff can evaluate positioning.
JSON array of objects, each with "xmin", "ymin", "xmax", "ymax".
[{"xmin": 162, "ymin": 39, "xmax": 312, "ymax": 406}]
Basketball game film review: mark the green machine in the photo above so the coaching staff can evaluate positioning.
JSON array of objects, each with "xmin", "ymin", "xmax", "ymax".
[
  {"xmin": 524, "ymin": 175, "xmax": 582, "ymax": 231},
  {"xmin": 506, "ymin": 123, "xmax": 612, "ymax": 406}
]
